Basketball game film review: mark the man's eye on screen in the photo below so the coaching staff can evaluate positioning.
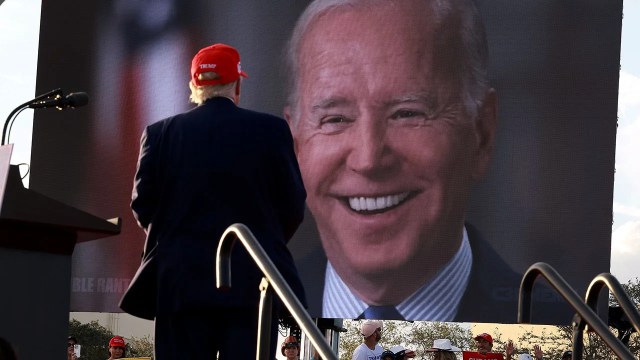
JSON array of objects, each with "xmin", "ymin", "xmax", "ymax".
[
  {"xmin": 319, "ymin": 115, "xmax": 352, "ymax": 133},
  {"xmin": 390, "ymin": 109, "xmax": 432, "ymax": 126}
]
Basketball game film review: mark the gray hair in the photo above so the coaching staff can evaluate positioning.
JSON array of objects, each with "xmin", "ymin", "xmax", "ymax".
[{"xmin": 284, "ymin": 0, "xmax": 490, "ymax": 119}]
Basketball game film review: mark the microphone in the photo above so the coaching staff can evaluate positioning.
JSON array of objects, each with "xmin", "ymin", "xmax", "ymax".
[
  {"xmin": 28, "ymin": 92, "xmax": 89, "ymax": 110},
  {"xmin": 2, "ymin": 89, "xmax": 89, "ymax": 145}
]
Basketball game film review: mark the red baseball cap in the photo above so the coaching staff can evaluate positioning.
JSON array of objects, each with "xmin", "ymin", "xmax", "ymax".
[
  {"xmin": 474, "ymin": 333, "xmax": 493, "ymax": 344},
  {"xmin": 191, "ymin": 43, "xmax": 248, "ymax": 86},
  {"xmin": 109, "ymin": 336, "xmax": 125, "ymax": 348}
]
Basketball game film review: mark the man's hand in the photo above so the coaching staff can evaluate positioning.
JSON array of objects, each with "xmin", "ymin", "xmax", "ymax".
[
  {"xmin": 505, "ymin": 340, "xmax": 514, "ymax": 360},
  {"xmin": 533, "ymin": 344, "xmax": 543, "ymax": 360}
]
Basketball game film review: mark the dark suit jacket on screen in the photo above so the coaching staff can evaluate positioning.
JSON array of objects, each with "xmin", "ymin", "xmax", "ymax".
[
  {"xmin": 290, "ymin": 220, "xmax": 571, "ymax": 324},
  {"xmin": 131, "ymin": 97, "xmax": 307, "ymax": 315}
]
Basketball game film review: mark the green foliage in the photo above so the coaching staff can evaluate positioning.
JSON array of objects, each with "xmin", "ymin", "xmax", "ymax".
[
  {"xmin": 492, "ymin": 325, "xmax": 572, "ymax": 360},
  {"xmin": 401, "ymin": 321, "xmax": 472, "ymax": 355},
  {"xmin": 613, "ymin": 277, "xmax": 640, "ymax": 307},
  {"xmin": 68, "ymin": 319, "xmax": 114, "ymax": 360},
  {"xmin": 337, "ymin": 320, "xmax": 364, "ymax": 360},
  {"xmin": 494, "ymin": 323, "xmax": 640, "ymax": 360},
  {"xmin": 68, "ymin": 319, "xmax": 154, "ymax": 360},
  {"xmin": 127, "ymin": 335, "xmax": 155, "ymax": 358}
]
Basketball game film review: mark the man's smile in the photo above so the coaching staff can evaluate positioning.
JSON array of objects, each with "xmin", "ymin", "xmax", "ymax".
[{"xmin": 345, "ymin": 192, "xmax": 412, "ymax": 213}]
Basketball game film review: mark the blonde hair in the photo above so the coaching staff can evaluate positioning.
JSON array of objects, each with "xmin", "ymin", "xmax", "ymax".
[{"xmin": 189, "ymin": 72, "xmax": 237, "ymax": 105}]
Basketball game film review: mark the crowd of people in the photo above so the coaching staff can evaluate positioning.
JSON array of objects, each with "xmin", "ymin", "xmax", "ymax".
[
  {"xmin": 1, "ymin": 328, "xmax": 578, "ymax": 360},
  {"xmin": 65, "ymin": 335, "xmax": 128, "ymax": 360},
  {"xmin": 348, "ymin": 323, "xmax": 573, "ymax": 360},
  {"xmin": 470, "ymin": 332, "xmax": 572, "ymax": 360},
  {"xmin": 0, "ymin": 334, "xmax": 133, "ymax": 360}
]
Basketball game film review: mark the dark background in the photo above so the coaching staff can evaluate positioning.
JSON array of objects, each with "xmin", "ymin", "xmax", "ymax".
[{"xmin": 30, "ymin": 0, "xmax": 622, "ymax": 323}]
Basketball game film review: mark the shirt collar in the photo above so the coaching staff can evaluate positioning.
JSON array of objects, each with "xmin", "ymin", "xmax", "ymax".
[{"xmin": 322, "ymin": 227, "xmax": 473, "ymax": 320}]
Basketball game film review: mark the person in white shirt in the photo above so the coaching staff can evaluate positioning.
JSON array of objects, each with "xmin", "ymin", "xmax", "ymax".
[{"xmin": 352, "ymin": 320, "xmax": 384, "ymax": 360}]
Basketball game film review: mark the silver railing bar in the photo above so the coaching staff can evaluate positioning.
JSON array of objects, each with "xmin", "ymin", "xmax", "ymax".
[
  {"xmin": 257, "ymin": 278, "xmax": 274, "ymax": 360},
  {"xmin": 585, "ymin": 273, "xmax": 640, "ymax": 334},
  {"xmin": 518, "ymin": 262, "xmax": 635, "ymax": 360},
  {"xmin": 579, "ymin": 272, "xmax": 640, "ymax": 356},
  {"xmin": 216, "ymin": 223, "xmax": 338, "ymax": 360}
]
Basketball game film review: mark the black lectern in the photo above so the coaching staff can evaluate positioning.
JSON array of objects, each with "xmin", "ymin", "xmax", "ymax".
[{"xmin": 0, "ymin": 144, "xmax": 121, "ymax": 359}]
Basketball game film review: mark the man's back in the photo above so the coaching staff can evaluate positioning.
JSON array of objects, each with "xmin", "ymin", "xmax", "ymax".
[
  {"xmin": 129, "ymin": 42, "xmax": 306, "ymax": 360},
  {"xmin": 133, "ymin": 96, "xmax": 306, "ymax": 312}
]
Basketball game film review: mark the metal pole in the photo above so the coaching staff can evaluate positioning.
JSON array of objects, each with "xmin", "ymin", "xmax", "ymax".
[
  {"xmin": 519, "ymin": 262, "xmax": 635, "ymax": 359},
  {"xmin": 217, "ymin": 223, "xmax": 338, "ymax": 360},
  {"xmin": 257, "ymin": 277, "xmax": 273, "ymax": 360}
]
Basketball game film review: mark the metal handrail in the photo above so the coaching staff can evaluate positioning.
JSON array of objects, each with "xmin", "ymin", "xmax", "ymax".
[
  {"xmin": 518, "ymin": 262, "xmax": 635, "ymax": 359},
  {"xmin": 216, "ymin": 223, "xmax": 338, "ymax": 360},
  {"xmin": 582, "ymin": 272, "xmax": 640, "ymax": 352},
  {"xmin": 585, "ymin": 273, "xmax": 640, "ymax": 334}
]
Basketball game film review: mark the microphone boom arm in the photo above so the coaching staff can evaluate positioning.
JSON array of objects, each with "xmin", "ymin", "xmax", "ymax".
[{"xmin": 2, "ymin": 88, "xmax": 64, "ymax": 145}]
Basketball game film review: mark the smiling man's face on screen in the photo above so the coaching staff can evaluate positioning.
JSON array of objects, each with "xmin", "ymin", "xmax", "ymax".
[{"xmin": 285, "ymin": 0, "xmax": 497, "ymax": 306}]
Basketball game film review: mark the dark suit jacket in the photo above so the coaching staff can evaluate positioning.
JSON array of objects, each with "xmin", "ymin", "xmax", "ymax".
[
  {"xmin": 290, "ymin": 219, "xmax": 571, "ymax": 324},
  {"xmin": 455, "ymin": 224, "xmax": 572, "ymax": 324},
  {"xmin": 131, "ymin": 97, "xmax": 307, "ymax": 314}
]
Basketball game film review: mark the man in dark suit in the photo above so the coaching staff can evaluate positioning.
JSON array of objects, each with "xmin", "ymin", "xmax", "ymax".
[
  {"xmin": 131, "ymin": 43, "xmax": 307, "ymax": 359},
  {"xmin": 283, "ymin": 0, "xmax": 569, "ymax": 323},
  {"xmin": 290, "ymin": 218, "xmax": 567, "ymax": 323}
]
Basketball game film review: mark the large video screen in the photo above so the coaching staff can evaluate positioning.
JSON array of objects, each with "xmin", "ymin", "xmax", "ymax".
[{"xmin": 31, "ymin": 0, "xmax": 622, "ymax": 324}]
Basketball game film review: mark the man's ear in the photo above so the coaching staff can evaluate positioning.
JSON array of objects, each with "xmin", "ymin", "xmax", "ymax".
[
  {"xmin": 283, "ymin": 106, "xmax": 299, "ymax": 155},
  {"xmin": 283, "ymin": 105, "xmax": 293, "ymax": 127},
  {"xmin": 234, "ymin": 79, "xmax": 241, "ymax": 102},
  {"xmin": 472, "ymin": 88, "xmax": 498, "ymax": 179}
]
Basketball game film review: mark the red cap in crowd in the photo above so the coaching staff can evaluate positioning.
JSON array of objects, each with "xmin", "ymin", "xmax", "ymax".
[
  {"xmin": 474, "ymin": 333, "xmax": 493, "ymax": 344},
  {"xmin": 109, "ymin": 336, "xmax": 125, "ymax": 348}
]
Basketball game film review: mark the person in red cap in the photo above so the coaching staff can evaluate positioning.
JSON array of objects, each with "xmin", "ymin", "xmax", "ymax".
[
  {"xmin": 187, "ymin": 43, "xmax": 248, "ymax": 105},
  {"xmin": 107, "ymin": 336, "xmax": 126, "ymax": 359},
  {"xmin": 474, "ymin": 333, "xmax": 494, "ymax": 355},
  {"xmin": 129, "ymin": 42, "xmax": 307, "ymax": 360},
  {"xmin": 466, "ymin": 333, "xmax": 505, "ymax": 360}
]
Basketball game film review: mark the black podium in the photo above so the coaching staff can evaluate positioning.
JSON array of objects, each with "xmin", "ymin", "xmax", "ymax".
[{"xmin": 0, "ymin": 144, "xmax": 121, "ymax": 359}]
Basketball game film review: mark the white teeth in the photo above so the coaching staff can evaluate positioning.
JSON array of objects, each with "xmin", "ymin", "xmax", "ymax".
[{"xmin": 348, "ymin": 193, "xmax": 409, "ymax": 212}]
